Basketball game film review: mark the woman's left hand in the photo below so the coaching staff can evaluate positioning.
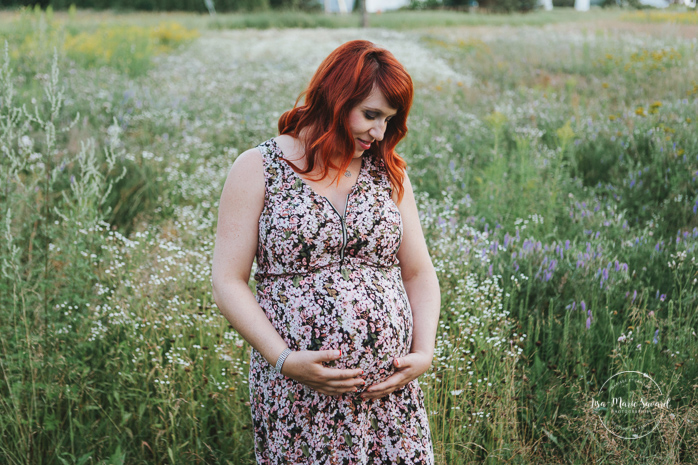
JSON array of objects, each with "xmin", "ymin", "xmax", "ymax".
[{"xmin": 360, "ymin": 351, "xmax": 433, "ymax": 400}]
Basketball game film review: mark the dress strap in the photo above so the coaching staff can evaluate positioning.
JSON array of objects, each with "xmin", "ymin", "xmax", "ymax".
[
  {"xmin": 256, "ymin": 139, "xmax": 286, "ymax": 197},
  {"xmin": 366, "ymin": 153, "xmax": 396, "ymax": 200}
]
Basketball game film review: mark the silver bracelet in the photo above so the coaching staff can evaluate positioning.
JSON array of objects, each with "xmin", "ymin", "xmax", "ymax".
[{"xmin": 275, "ymin": 348, "xmax": 292, "ymax": 373}]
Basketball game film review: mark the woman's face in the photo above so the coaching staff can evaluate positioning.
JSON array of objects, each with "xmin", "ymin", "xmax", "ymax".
[{"xmin": 347, "ymin": 87, "xmax": 397, "ymax": 158}]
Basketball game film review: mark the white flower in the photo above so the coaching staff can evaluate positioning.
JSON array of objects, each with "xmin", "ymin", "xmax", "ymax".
[{"xmin": 18, "ymin": 135, "xmax": 33, "ymax": 152}]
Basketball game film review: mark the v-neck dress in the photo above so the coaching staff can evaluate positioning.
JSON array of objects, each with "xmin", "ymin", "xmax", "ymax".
[{"xmin": 248, "ymin": 138, "xmax": 434, "ymax": 464}]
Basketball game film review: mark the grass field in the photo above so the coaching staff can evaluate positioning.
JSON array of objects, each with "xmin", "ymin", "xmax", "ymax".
[{"xmin": 1, "ymin": 7, "xmax": 697, "ymax": 465}]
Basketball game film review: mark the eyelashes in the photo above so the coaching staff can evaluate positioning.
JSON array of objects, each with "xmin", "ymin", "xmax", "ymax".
[{"xmin": 364, "ymin": 112, "xmax": 392, "ymax": 123}]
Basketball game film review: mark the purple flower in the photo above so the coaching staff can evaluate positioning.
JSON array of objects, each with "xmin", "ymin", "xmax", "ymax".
[
  {"xmin": 653, "ymin": 329, "xmax": 659, "ymax": 344},
  {"xmin": 581, "ymin": 301, "xmax": 587, "ymax": 312},
  {"xmin": 586, "ymin": 316, "xmax": 591, "ymax": 330},
  {"xmin": 632, "ymin": 290, "xmax": 637, "ymax": 303},
  {"xmin": 660, "ymin": 294, "xmax": 666, "ymax": 302},
  {"xmin": 70, "ymin": 175, "xmax": 75, "ymax": 184}
]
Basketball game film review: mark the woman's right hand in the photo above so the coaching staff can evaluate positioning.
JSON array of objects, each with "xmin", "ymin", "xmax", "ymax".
[{"xmin": 280, "ymin": 350, "xmax": 366, "ymax": 396}]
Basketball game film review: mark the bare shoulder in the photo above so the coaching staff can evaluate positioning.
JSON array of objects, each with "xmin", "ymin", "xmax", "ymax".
[
  {"xmin": 220, "ymin": 146, "xmax": 265, "ymax": 215},
  {"xmin": 273, "ymin": 134, "xmax": 302, "ymax": 162},
  {"xmin": 231, "ymin": 146, "xmax": 264, "ymax": 174},
  {"xmin": 213, "ymin": 146, "xmax": 266, "ymax": 283},
  {"xmin": 392, "ymin": 169, "xmax": 414, "ymax": 208},
  {"xmin": 229, "ymin": 146, "xmax": 264, "ymax": 184}
]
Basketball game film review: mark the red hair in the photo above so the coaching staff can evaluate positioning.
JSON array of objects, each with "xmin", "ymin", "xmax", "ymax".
[{"xmin": 278, "ymin": 40, "xmax": 414, "ymax": 204}]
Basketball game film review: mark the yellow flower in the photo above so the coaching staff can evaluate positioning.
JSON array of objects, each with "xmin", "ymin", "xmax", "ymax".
[
  {"xmin": 635, "ymin": 107, "xmax": 646, "ymax": 117},
  {"xmin": 608, "ymin": 114, "xmax": 617, "ymax": 121},
  {"xmin": 556, "ymin": 121, "xmax": 575, "ymax": 147},
  {"xmin": 602, "ymin": 82, "xmax": 609, "ymax": 89}
]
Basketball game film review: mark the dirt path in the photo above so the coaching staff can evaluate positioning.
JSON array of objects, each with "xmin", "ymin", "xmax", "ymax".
[{"xmin": 421, "ymin": 18, "xmax": 698, "ymax": 41}]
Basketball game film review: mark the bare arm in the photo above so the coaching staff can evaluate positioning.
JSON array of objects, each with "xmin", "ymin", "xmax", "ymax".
[
  {"xmin": 395, "ymin": 173, "xmax": 441, "ymax": 360},
  {"xmin": 211, "ymin": 148, "xmax": 289, "ymax": 367},
  {"xmin": 211, "ymin": 147, "xmax": 364, "ymax": 395},
  {"xmin": 361, "ymin": 172, "xmax": 441, "ymax": 400}
]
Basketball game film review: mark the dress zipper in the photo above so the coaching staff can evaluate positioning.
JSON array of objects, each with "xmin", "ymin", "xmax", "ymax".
[{"xmin": 325, "ymin": 192, "xmax": 351, "ymax": 265}]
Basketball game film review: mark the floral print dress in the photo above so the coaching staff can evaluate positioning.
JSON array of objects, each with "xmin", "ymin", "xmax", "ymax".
[{"xmin": 249, "ymin": 138, "xmax": 434, "ymax": 464}]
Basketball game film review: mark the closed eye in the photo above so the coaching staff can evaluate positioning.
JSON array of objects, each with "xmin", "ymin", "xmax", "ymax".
[{"xmin": 365, "ymin": 112, "xmax": 392, "ymax": 124}]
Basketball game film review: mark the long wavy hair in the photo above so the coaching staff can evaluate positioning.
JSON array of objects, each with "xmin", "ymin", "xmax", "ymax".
[{"xmin": 278, "ymin": 40, "xmax": 414, "ymax": 204}]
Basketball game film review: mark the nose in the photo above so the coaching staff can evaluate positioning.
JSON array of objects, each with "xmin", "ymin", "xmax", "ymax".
[{"xmin": 369, "ymin": 121, "xmax": 386, "ymax": 142}]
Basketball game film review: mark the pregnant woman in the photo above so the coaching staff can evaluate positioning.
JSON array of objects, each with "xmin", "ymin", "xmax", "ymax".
[{"xmin": 212, "ymin": 40, "xmax": 441, "ymax": 464}]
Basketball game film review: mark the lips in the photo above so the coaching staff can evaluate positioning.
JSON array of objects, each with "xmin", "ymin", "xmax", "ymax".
[{"xmin": 357, "ymin": 139, "xmax": 372, "ymax": 150}]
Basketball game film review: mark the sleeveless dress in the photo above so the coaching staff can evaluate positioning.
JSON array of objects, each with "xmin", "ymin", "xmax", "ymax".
[{"xmin": 249, "ymin": 138, "xmax": 434, "ymax": 465}]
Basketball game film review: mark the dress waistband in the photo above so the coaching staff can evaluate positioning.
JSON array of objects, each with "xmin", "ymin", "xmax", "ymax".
[{"xmin": 254, "ymin": 260, "xmax": 399, "ymax": 280}]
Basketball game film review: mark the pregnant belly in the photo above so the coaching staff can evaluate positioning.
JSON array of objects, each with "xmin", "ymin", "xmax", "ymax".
[{"xmin": 257, "ymin": 265, "xmax": 413, "ymax": 388}]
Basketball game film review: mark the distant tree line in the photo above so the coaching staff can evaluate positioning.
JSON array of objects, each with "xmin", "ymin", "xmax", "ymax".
[{"xmin": 1, "ymin": 0, "xmax": 321, "ymax": 12}]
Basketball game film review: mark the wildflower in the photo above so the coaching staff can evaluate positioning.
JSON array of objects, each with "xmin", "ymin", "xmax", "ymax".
[
  {"xmin": 659, "ymin": 294, "xmax": 666, "ymax": 302},
  {"xmin": 653, "ymin": 329, "xmax": 659, "ymax": 344},
  {"xmin": 19, "ymin": 135, "xmax": 33, "ymax": 152},
  {"xmin": 635, "ymin": 107, "xmax": 646, "ymax": 117},
  {"xmin": 450, "ymin": 390, "xmax": 463, "ymax": 396}
]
